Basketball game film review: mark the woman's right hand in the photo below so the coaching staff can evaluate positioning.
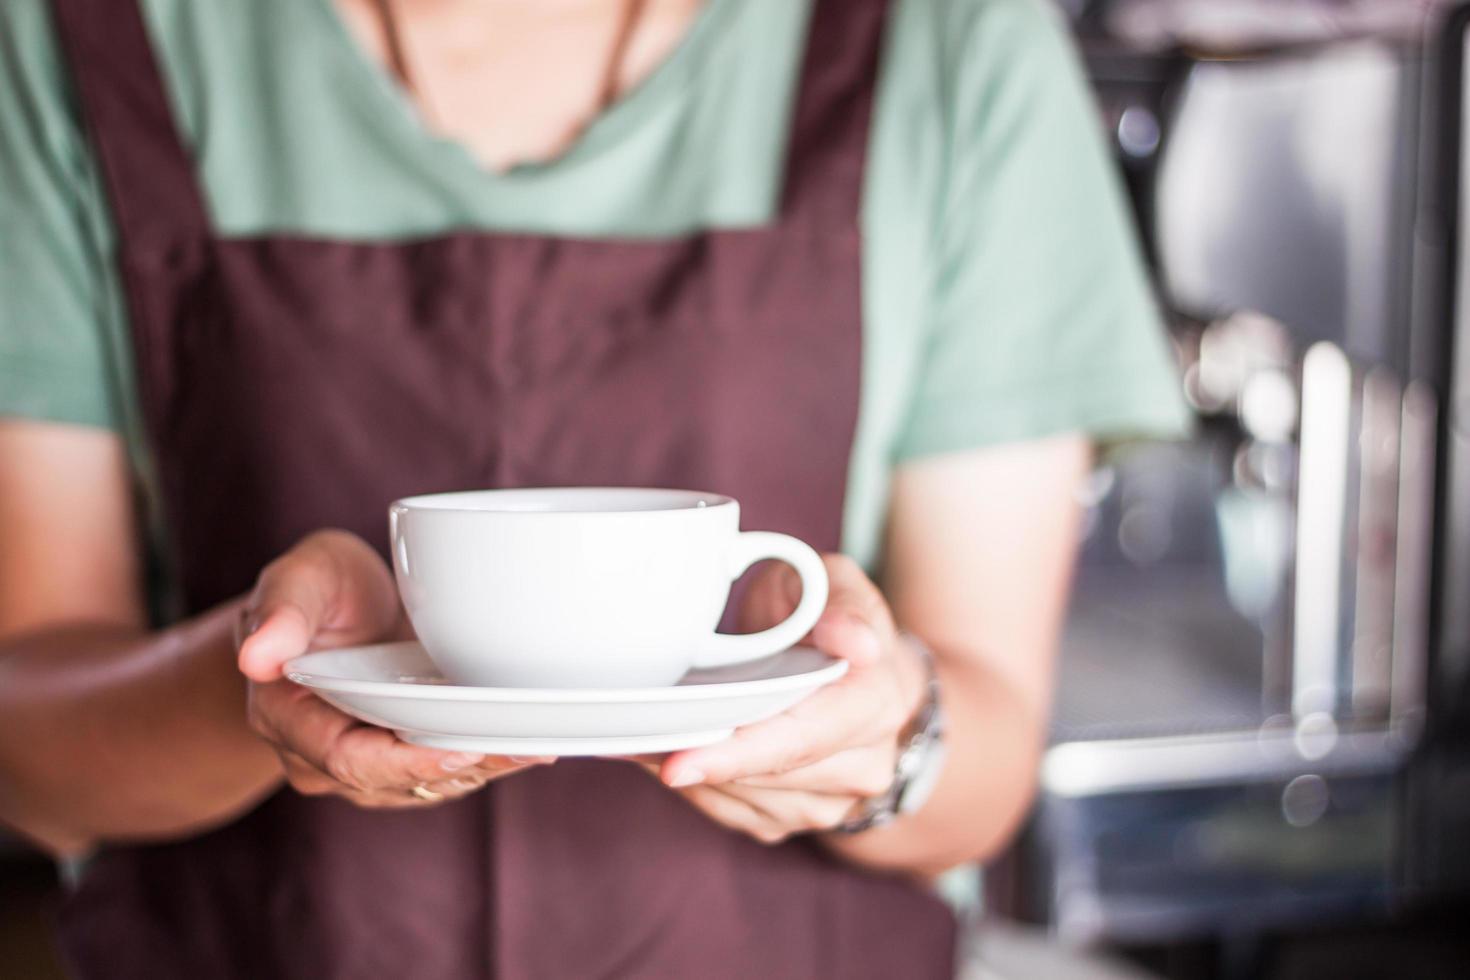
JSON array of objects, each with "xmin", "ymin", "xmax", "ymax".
[{"xmin": 237, "ymin": 529, "xmax": 547, "ymax": 808}]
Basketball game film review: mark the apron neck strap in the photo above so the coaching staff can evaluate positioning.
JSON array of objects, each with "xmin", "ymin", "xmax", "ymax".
[
  {"xmin": 779, "ymin": 0, "xmax": 889, "ymax": 228},
  {"xmin": 46, "ymin": 0, "xmax": 887, "ymax": 247},
  {"xmin": 49, "ymin": 0, "xmax": 212, "ymax": 249}
]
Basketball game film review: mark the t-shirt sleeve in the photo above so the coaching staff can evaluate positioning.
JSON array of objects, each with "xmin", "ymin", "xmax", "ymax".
[
  {"xmin": 895, "ymin": 0, "xmax": 1190, "ymax": 460},
  {"xmin": 0, "ymin": 0, "xmax": 121, "ymax": 430}
]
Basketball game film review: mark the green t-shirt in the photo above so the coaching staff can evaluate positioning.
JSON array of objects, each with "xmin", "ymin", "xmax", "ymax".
[{"xmin": 0, "ymin": 0, "xmax": 1189, "ymax": 570}]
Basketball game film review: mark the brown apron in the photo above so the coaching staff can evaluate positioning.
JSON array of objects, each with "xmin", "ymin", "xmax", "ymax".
[{"xmin": 49, "ymin": 0, "xmax": 957, "ymax": 975}]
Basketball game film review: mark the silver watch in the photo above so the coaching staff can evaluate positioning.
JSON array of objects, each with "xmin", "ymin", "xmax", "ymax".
[{"xmin": 834, "ymin": 634, "xmax": 947, "ymax": 834}]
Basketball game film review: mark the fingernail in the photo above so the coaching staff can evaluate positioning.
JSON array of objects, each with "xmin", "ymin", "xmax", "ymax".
[
  {"xmin": 856, "ymin": 626, "xmax": 883, "ymax": 663},
  {"xmin": 449, "ymin": 777, "xmax": 484, "ymax": 791},
  {"xmin": 508, "ymin": 755, "xmax": 557, "ymax": 765},
  {"xmin": 440, "ymin": 752, "xmax": 484, "ymax": 772},
  {"xmin": 667, "ymin": 767, "xmax": 705, "ymax": 788}
]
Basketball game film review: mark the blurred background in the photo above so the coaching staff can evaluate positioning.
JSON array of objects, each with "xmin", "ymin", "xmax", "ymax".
[
  {"xmin": 993, "ymin": 0, "xmax": 1470, "ymax": 976},
  {"xmin": 7, "ymin": 0, "xmax": 1470, "ymax": 977}
]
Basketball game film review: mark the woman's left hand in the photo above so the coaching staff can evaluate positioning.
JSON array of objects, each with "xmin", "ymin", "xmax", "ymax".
[{"xmin": 637, "ymin": 555, "xmax": 929, "ymax": 844}]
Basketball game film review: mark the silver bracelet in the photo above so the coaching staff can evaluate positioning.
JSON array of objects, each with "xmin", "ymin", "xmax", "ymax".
[{"xmin": 833, "ymin": 632, "xmax": 947, "ymax": 834}]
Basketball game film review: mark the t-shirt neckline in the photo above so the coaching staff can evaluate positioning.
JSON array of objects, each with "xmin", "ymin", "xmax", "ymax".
[{"xmin": 302, "ymin": 0, "xmax": 735, "ymax": 184}]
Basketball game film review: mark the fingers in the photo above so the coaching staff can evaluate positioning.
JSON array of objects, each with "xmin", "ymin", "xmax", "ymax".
[
  {"xmin": 731, "ymin": 743, "xmax": 896, "ymax": 796},
  {"xmin": 250, "ymin": 680, "xmax": 542, "ymax": 800},
  {"xmin": 734, "ymin": 561, "xmax": 803, "ymax": 634},
  {"xmin": 736, "ymin": 554, "xmax": 892, "ymax": 667},
  {"xmin": 653, "ymin": 555, "xmax": 912, "ymax": 844},
  {"xmin": 278, "ymin": 749, "xmax": 495, "ymax": 808},
  {"xmin": 646, "ymin": 736, "xmax": 894, "ymax": 797},
  {"xmin": 279, "ymin": 736, "xmax": 538, "ymax": 802},
  {"xmin": 675, "ymin": 784, "xmax": 861, "ymax": 844},
  {"xmin": 662, "ymin": 629, "xmax": 910, "ymax": 788},
  {"xmin": 668, "ymin": 744, "xmax": 894, "ymax": 844},
  {"xmin": 719, "ymin": 784, "xmax": 862, "ymax": 837},
  {"xmin": 676, "ymin": 785, "xmax": 789, "ymax": 844},
  {"xmin": 661, "ymin": 712, "xmax": 822, "ymax": 788},
  {"xmin": 661, "ymin": 673, "xmax": 897, "ymax": 787},
  {"xmin": 321, "ymin": 726, "xmax": 518, "ymax": 792},
  {"xmin": 248, "ymin": 680, "xmax": 358, "ymax": 762},
  {"xmin": 238, "ymin": 530, "xmax": 399, "ymax": 682},
  {"xmin": 809, "ymin": 555, "xmax": 892, "ymax": 667}
]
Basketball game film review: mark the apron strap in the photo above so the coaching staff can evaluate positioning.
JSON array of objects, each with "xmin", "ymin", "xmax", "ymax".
[
  {"xmin": 49, "ymin": 0, "xmax": 212, "ymax": 250},
  {"xmin": 46, "ymin": 0, "xmax": 880, "ymax": 247},
  {"xmin": 779, "ymin": 0, "xmax": 890, "ymax": 229}
]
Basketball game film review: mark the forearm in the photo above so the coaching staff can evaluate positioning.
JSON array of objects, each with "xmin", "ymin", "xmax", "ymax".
[
  {"xmin": 819, "ymin": 650, "xmax": 1043, "ymax": 877},
  {"xmin": 0, "ymin": 599, "xmax": 283, "ymax": 856}
]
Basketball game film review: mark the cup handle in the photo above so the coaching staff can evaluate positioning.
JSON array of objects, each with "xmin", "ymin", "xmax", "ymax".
[{"xmin": 692, "ymin": 532, "xmax": 829, "ymax": 670}]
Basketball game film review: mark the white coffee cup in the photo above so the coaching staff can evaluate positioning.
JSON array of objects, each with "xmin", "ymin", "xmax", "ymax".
[{"xmin": 388, "ymin": 488, "xmax": 829, "ymax": 688}]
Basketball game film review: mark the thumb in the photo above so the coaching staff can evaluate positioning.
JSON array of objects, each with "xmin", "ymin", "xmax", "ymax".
[
  {"xmin": 238, "ymin": 602, "xmax": 319, "ymax": 683},
  {"xmin": 237, "ymin": 545, "xmax": 340, "ymax": 682}
]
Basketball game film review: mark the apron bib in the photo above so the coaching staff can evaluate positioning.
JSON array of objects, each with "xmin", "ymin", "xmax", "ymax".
[{"xmin": 49, "ymin": 0, "xmax": 956, "ymax": 975}]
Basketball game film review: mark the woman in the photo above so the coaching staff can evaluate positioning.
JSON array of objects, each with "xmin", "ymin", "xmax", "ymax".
[{"xmin": 0, "ymin": 0, "xmax": 1187, "ymax": 976}]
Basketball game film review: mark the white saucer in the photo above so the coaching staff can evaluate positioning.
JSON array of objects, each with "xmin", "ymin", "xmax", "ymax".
[{"xmin": 284, "ymin": 642, "xmax": 848, "ymax": 756}]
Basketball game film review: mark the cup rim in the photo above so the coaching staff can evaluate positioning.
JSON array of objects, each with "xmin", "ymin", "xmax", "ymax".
[{"xmin": 390, "ymin": 487, "xmax": 736, "ymax": 516}]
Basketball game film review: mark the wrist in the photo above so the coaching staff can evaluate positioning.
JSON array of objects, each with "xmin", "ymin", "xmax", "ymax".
[
  {"xmin": 833, "ymin": 633, "xmax": 947, "ymax": 836},
  {"xmin": 892, "ymin": 632, "xmax": 932, "ymax": 740}
]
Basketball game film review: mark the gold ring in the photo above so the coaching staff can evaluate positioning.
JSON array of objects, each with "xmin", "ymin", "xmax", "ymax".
[{"xmin": 409, "ymin": 783, "xmax": 444, "ymax": 803}]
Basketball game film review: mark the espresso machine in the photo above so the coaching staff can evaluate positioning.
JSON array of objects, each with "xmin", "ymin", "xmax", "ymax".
[{"xmin": 1006, "ymin": 2, "xmax": 1470, "ymax": 971}]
